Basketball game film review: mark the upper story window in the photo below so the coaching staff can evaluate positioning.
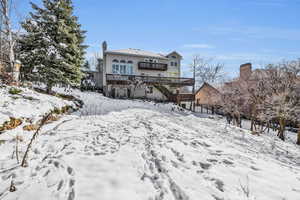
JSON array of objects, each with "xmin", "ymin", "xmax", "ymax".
[
  {"xmin": 170, "ymin": 61, "xmax": 178, "ymax": 67},
  {"xmin": 112, "ymin": 59, "xmax": 133, "ymax": 75},
  {"xmin": 172, "ymin": 55, "xmax": 177, "ymax": 59},
  {"xmin": 112, "ymin": 64, "xmax": 119, "ymax": 74}
]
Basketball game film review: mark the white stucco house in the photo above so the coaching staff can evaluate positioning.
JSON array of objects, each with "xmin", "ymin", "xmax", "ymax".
[{"xmin": 100, "ymin": 41, "xmax": 194, "ymax": 102}]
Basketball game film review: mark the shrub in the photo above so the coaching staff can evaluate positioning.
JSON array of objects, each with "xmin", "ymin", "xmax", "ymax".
[{"xmin": 9, "ymin": 87, "xmax": 22, "ymax": 95}]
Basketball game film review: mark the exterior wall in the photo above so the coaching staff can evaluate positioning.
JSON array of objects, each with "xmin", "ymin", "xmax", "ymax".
[
  {"xmin": 195, "ymin": 84, "xmax": 221, "ymax": 105},
  {"xmin": 106, "ymin": 84, "xmax": 167, "ymax": 101},
  {"xmin": 167, "ymin": 53, "xmax": 181, "ymax": 77},
  {"xmin": 91, "ymin": 72, "xmax": 103, "ymax": 88},
  {"xmin": 105, "ymin": 54, "xmax": 180, "ymax": 77}
]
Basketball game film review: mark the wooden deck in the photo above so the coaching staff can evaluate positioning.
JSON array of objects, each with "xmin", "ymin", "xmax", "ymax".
[
  {"xmin": 106, "ymin": 74, "xmax": 195, "ymax": 86},
  {"xmin": 170, "ymin": 93, "xmax": 195, "ymax": 102}
]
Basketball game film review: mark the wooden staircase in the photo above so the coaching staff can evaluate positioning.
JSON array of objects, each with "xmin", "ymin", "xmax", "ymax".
[
  {"xmin": 154, "ymin": 84, "xmax": 195, "ymax": 103},
  {"xmin": 153, "ymin": 84, "xmax": 173, "ymax": 99}
]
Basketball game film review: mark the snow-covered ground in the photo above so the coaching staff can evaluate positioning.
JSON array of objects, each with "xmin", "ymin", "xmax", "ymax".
[
  {"xmin": 0, "ymin": 86, "xmax": 75, "ymax": 125},
  {"xmin": 1, "ymin": 89, "xmax": 300, "ymax": 200}
]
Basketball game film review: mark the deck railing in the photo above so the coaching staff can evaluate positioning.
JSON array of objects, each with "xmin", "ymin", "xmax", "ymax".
[
  {"xmin": 170, "ymin": 93, "xmax": 195, "ymax": 102},
  {"xmin": 106, "ymin": 74, "xmax": 195, "ymax": 86},
  {"xmin": 138, "ymin": 62, "xmax": 168, "ymax": 71}
]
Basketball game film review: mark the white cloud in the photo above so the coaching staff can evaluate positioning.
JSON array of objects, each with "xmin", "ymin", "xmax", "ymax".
[{"xmin": 182, "ymin": 44, "xmax": 215, "ymax": 49}]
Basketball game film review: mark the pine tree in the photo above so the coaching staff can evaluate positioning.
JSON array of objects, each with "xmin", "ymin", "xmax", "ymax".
[{"xmin": 19, "ymin": 0, "xmax": 87, "ymax": 93}]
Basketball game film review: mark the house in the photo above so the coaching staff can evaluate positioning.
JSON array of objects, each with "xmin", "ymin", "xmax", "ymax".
[
  {"xmin": 0, "ymin": 60, "xmax": 21, "ymax": 83},
  {"xmin": 100, "ymin": 41, "xmax": 195, "ymax": 102},
  {"xmin": 195, "ymin": 82, "xmax": 221, "ymax": 106}
]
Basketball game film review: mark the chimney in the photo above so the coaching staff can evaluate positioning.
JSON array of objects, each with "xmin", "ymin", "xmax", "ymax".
[
  {"xmin": 102, "ymin": 41, "xmax": 107, "ymax": 52},
  {"xmin": 240, "ymin": 63, "xmax": 252, "ymax": 80}
]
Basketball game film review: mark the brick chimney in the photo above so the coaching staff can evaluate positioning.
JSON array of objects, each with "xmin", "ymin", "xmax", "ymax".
[{"xmin": 240, "ymin": 63, "xmax": 252, "ymax": 80}]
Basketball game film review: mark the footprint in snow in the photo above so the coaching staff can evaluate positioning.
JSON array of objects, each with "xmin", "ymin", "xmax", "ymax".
[
  {"xmin": 222, "ymin": 159, "xmax": 234, "ymax": 166},
  {"xmin": 199, "ymin": 162, "xmax": 211, "ymax": 170}
]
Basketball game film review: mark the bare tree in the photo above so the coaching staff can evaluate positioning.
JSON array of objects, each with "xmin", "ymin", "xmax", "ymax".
[
  {"xmin": 219, "ymin": 81, "xmax": 246, "ymax": 127},
  {"xmin": 259, "ymin": 64, "xmax": 299, "ymax": 141},
  {"xmin": 190, "ymin": 55, "xmax": 227, "ymax": 88},
  {"xmin": 0, "ymin": 0, "xmax": 18, "ymax": 82}
]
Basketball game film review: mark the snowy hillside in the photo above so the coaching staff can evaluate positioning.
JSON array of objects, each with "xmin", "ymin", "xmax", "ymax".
[
  {"xmin": 0, "ymin": 90, "xmax": 300, "ymax": 200},
  {"xmin": 0, "ymin": 86, "xmax": 75, "ymax": 126}
]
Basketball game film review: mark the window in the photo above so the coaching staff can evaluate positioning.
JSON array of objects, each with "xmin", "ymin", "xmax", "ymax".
[
  {"xmin": 120, "ymin": 65, "xmax": 126, "ymax": 74},
  {"xmin": 172, "ymin": 55, "xmax": 177, "ymax": 59},
  {"xmin": 174, "ymin": 62, "xmax": 177, "ymax": 67},
  {"xmin": 120, "ymin": 60, "xmax": 126, "ymax": 63},
  {"xmin": 112, "ymin": 59, "xmax": 120, "ymax": 74},
  {"xmin": 128, "ymin": 60, "xmax": 133, "ymax": 64},
  {"xmin": 113, "ymin": 63, "xmax": 133, "ymax": 75},
  {"xmin": 112, "ymin": 64, "xmax": 119, "ymax": 74},
  {"xmin": 171, "ymin": 62, "xmax": 174, "ymax": 66},
  {"xmin": 127, "ymin": 64, "xmax": 133, "ymax": 74}
]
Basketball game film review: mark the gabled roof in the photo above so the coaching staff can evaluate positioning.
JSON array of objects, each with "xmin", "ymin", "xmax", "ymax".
[
  {"xmin": 166, "ymin": 51, "xmax": 183, "ymax": 59},
  {"xmin": 195, "ymin": 82, "xmax": 220, "ymax": 95},
  {"xmin": 105, "ymin": 48, "xmax": 168, "ymax": 60}
]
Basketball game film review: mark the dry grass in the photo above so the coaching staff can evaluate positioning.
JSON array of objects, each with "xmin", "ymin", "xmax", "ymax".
[{"xmin": 0, "ymin": 118, "xmax": 22, "ymax": 132}]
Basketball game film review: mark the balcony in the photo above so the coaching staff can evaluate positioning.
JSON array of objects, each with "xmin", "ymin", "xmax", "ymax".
[
  {"xmin": 138, "ymin": 62, "xmax": 168, "ymax": 71},
  {"xmin": 106, "ymin": 74, "xmax": 195, "ymax": 86}
]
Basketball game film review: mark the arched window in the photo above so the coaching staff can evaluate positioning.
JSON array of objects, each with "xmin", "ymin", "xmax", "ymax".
[{"xmin": 112, "ymin": 60, "xmax": 133, "ymax": 75}]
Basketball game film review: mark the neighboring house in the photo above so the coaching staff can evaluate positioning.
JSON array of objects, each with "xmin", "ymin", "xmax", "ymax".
[
  {"xmin": 0, "ymin": 60, "xmax": 21, "ymax": 83},
  {"xmin": 195, "ymin": 82, "xmax": 221, "ymax": 106},
  {"xmin": 0, "ymin": 63, "xmax": 4, "ymax": 73},
  {"xmin": 100, "ymin": 41, "xmax": 194, "ymax": 102}
]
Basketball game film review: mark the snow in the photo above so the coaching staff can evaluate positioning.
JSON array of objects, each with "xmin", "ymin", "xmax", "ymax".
[
  {"xmin": 0, "ymin": 86, "xmax": 75, "ymax": 125},
  {"xmin": 0, "ymin": 89, "xmax": 300, "ymax": 200}
]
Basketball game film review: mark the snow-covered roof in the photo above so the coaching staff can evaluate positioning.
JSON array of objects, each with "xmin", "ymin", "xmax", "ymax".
[{"xmin": 105, "ymin": 48, "xmax": 169, "ymax": 60}]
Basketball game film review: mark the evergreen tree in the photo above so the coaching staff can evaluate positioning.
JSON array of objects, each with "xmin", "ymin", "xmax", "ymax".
[{"xmin": 19, "ymin": 0, "xmax": 87, "ymax": 93}]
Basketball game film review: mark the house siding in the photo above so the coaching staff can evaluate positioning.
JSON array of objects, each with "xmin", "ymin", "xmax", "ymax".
[
  {"xmin": 195, "ymin": 83, "xmax": 221, "ymax": 106},
  {"xmin": 105, "ymin": 54, "xmax": 179, "ymax": 77}
]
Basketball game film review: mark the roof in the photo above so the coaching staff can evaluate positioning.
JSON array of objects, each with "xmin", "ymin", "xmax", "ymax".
[
  {"xmin": 166, "ymin": 51, "xmax": 183, "ymax": 59},
  {"xmin": 105, "ymin": 48, "xmax": 168, "ymax": 60},
  {"xmin": 195, "ymin": 82, "xmax": 220, "ymax": 95}
]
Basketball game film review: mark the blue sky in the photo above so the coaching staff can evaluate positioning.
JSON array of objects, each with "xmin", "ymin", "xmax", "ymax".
[{"xmin": 16, "ymin": 0, "xmax": 300, "ymax": 77}]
